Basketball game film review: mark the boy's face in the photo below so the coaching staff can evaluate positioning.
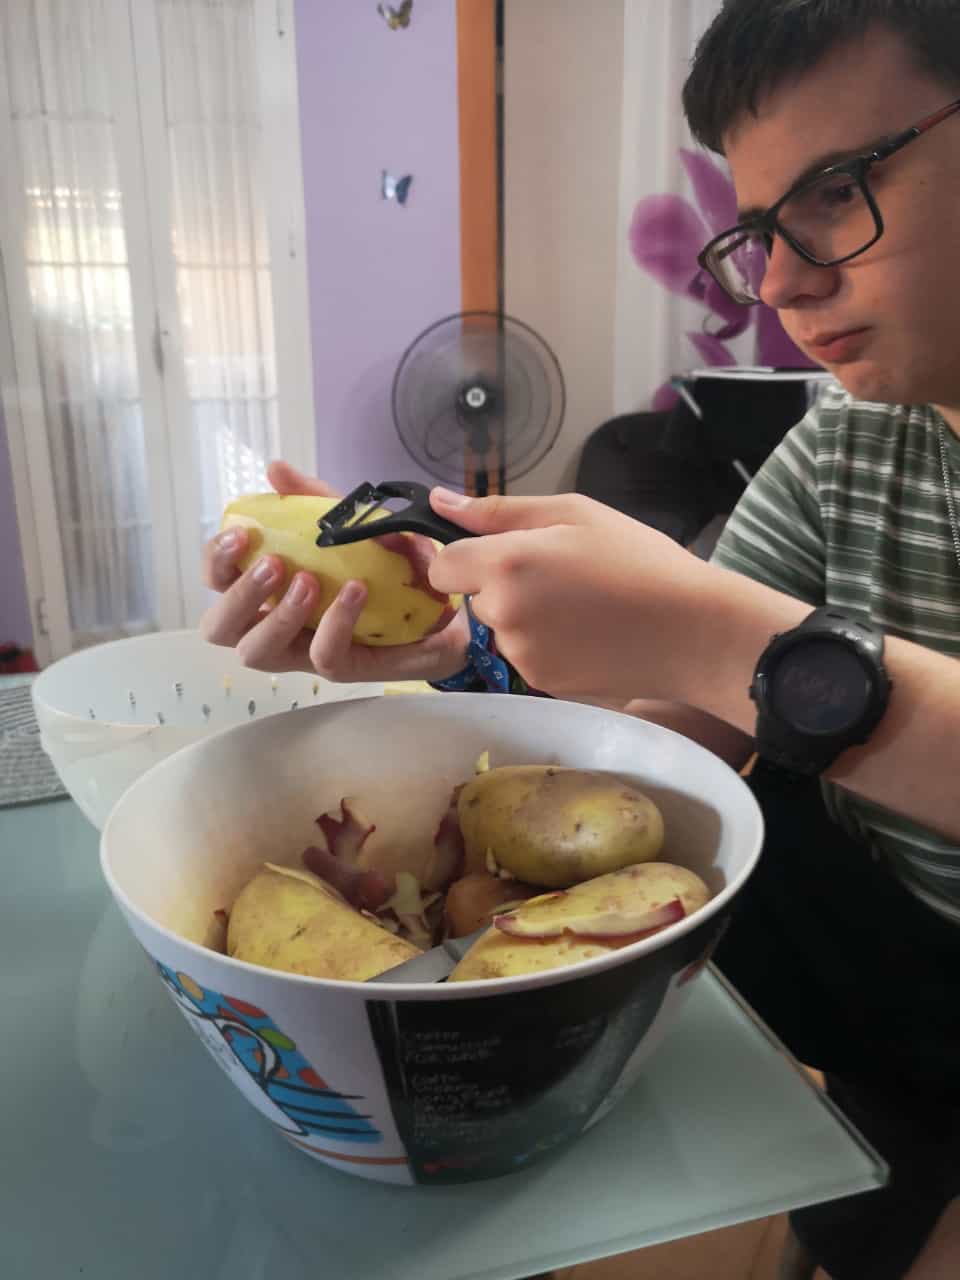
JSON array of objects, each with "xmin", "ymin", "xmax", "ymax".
[{"xmin": 723, "ymin": 25, "xmax": 960, "ymax": 412}]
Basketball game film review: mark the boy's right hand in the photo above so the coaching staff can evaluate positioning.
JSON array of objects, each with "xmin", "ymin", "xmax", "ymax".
[{"xmin": 200, "ymin": 460, "xmax": 471, "ymax": 685}]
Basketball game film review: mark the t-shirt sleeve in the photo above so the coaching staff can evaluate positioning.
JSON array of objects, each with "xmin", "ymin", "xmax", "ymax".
[{"xmin": 710, "ymin": 408, "xmax": 826, "ymax": 606}]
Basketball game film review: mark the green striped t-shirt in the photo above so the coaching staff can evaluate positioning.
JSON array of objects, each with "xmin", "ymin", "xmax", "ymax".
[{"xmin": 712, "ymin": 380, "xmax": 960, "ymax": 923}]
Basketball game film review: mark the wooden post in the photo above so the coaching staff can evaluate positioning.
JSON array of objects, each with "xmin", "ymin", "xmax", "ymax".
[{"xmin": 456, "ymin": 0, "xmax": 502, "ymax": 495}]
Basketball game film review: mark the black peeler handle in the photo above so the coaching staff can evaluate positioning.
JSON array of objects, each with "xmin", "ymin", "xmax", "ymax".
[{"xmin": 315, "ymin": 480, "xmax": 475, "ymax": 548}]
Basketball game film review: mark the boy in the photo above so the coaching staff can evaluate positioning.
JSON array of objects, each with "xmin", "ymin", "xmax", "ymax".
[{"xmin": 203, "ymin": 3, "xmax": 960, "ymax": 1274}]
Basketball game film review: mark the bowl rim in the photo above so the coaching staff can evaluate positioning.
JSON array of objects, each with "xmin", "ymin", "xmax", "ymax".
[
  {"xmin": 32, "ymin": 628, "xmax": 385, "ymax": 727},
  {"xmin": 99, "ymin": 693, "xmax": 765, "ymax": 998}
]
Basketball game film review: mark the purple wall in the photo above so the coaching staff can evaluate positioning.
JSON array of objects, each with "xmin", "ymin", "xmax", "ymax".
[
  {"xmin": 294, "ymin": 0, "xmax": 462, "ymax": 492},
  {"xmin": 0, "ymin": 403, "xmax": 32, "ymax": 649}
]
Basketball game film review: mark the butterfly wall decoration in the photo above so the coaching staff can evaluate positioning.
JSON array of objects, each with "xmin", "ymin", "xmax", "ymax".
[
  {"xmin": 378, "ymin": 1, "xmax": 413, "ymax": 30},
  {"xmin": 381, "ymin": 171, "xmax": 413, "ymax": 205}
]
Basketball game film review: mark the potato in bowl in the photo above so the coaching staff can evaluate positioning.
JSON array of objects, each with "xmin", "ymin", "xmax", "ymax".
[
  {"xmin": 100, "ymin": 693, "xmax": 763, "ymax": 1186},
  {"xmin": 216, "ymin": 758, "xmax": 710, "ymax": 984}
]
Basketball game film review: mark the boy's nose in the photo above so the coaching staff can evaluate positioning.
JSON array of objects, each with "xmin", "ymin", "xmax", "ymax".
[{"xmin": 758, "ymin": 234, "xmax": 841, "ymax": 311}]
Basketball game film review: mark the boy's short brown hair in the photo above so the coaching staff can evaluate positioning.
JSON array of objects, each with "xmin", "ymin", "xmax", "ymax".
[{"xmin": 682, "ymin": 0, "xmax": 960, "ymax": 153}]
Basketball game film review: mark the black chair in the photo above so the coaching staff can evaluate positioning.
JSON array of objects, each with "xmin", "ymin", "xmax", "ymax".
[
  {"xmin": 575, "ymin": 375, "xmax": 813, "ymax": 547},
  {"xmin": 574, "ymin": 409, "xmax": 718, "ymax": 546}
]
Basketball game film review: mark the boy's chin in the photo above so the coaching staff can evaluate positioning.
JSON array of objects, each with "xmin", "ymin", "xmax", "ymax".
[{"xmin": 830, "ymin": 362, "xmax": 901, "ymax": 406}]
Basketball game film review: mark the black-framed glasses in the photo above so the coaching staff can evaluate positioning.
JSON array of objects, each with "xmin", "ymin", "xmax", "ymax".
[{"xmin": 698, "ymin": 97, "xmax": 960, "ymax": 305}]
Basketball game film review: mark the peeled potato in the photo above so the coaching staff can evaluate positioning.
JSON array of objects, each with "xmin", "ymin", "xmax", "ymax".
[
  {"xmin": 221, "ymin": 493, "xmax": 456, "ymax": 646},
  {"xmin": 457, "ymin": 765, "xmax": 664, "ymax": 888},
  {"xmin": 226, "ymin": 863, "xmax": 420, "ymax": 981},
  {"xmin": 494, "ymin": 862, "xmax": 709, "ymax": 937},
  {"xmin": 448, "ymin": 930, "xmax": 629, "ymax": 982},
  {"xmin": 449, "ymin": 862, "xmax": 709, "ymax": 982}
]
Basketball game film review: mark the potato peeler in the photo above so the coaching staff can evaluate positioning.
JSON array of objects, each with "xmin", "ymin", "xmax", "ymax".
[{"xmin": 315, "ymin": 480, "xmax": 474, "ymax": 548}]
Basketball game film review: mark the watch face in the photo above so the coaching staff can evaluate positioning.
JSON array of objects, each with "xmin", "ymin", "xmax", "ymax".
[{"xmin": 769, "ymin": 638, "xmax": 872, "ymax": 734}]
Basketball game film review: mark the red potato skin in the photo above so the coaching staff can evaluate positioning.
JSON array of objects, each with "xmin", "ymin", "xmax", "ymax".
[{"xmin": 493, "ymin": 896, "xmax": 686, "ymax": 940}]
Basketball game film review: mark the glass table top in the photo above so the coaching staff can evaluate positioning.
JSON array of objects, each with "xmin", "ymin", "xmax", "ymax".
[{"xmin": 0, "ymin": 795, "xmax": 885, "ymax": 1280}]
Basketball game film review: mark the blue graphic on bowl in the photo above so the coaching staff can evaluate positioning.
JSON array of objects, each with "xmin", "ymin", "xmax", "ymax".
[{"xmin": 157, "ymin": 962, "xmax": 382, "ymax": 1144}]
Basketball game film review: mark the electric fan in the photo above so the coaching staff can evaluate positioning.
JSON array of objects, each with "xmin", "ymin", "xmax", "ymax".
[{"xmin": 391, "ymin": 310, "xmax": 566, "ymax": 495}]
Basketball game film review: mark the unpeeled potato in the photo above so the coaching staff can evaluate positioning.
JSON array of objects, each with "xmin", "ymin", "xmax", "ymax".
[
  {"xmin": 448, "ymin": 862, "xmax": 709, "ymax": 982},
  {"xmin": 457, "ymin": 765, "xmax": 665, "ymax": 888},
  {"xmin": 443, "ymin": 871, "xmax": 539, "ymax": 938},
  {"xmin": 221, "ymin": 493, "xmax": 456, "ymax": 646},
  {"xmin": 226, "ymin": 862, "xmax": 420, "ymax": 980}
]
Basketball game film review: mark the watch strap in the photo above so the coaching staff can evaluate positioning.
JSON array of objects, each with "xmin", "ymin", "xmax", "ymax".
[{"xmin": 752, "ymin": 706, "xmax": 845, "ymax": 776}]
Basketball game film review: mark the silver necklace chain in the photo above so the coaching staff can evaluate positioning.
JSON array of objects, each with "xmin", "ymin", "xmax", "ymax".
[{"xmin": 937, "ymin": 420, "xmax": 960, "ymax": 572}]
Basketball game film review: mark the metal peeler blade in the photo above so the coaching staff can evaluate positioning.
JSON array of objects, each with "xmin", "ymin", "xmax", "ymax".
[{"xmin": 315, "ymin": 480, "xmax": 474, "ymax": 548}]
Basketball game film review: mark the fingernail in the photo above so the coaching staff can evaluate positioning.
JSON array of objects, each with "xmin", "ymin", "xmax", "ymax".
[
  {"xmin": 252, "ymin": 557, "xmax": 277, "ymax": 585},
  {"xmin": 217, "ymin": 528, "xmax": 241, "ymax": 551},
  {"xmin": 338, "ymin": 581, "xmax": 365, "ymax": 608},
  {"xmin": 285, "ymin": 574, "xmax": 310, "ymax": 606},
  {"xmin": 432, "ymin": 486, "xmax": 471, "ymax": 508}
]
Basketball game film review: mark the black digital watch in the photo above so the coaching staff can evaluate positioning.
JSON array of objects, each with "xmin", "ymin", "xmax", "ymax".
[{"xmin": 749, "ymin": 607, "xmax": 893, "ymax": 776}]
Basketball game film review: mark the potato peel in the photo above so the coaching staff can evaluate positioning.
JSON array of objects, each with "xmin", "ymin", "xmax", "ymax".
[{"xmin": 494, "ymin": 896, "xmax": 685, "ymax": 939}]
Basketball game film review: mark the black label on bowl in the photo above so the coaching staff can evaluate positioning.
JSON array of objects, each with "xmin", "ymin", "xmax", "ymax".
[{"xmin": 366, "ymin": 920, "xmax": 716, "ymax": 1184}]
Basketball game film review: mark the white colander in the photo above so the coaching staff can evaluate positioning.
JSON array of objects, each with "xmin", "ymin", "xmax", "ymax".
[{"xmin": 31, "ymin": 629, "xmax": 387, "ymax": 830}]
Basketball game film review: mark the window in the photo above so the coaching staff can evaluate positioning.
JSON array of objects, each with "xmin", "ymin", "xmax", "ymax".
[{"xmin": 0, "ymin": 0, "xmax": 314, "ymax": 657}]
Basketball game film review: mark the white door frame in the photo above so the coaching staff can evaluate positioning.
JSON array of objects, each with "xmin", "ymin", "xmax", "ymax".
[
  {"xmin": 116, "ymin": 0, "xmax": 198, "ymax": 627},
  {"xmin": 256, "ymin": 0, "xmax": 316, "ymax": 482},
  {"xmin": 0, "ymin": 15, "xmax": 73, "ymax": 663},
  {"xmin": 0, "ymin": 248, "xmax": 56, "ymax": 669},
  {"xmin": 107, "ymin": 0, "xmax": 189, "ymax": 633}
]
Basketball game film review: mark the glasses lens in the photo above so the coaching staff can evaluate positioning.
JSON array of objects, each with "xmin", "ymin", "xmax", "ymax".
[
  {"xmin": 779, "ymin": 169, "xmax": 879, "ymax": 263},
  {"xmin": 707, "ymin": 229, "xmax": 770, "ymax": 304}
]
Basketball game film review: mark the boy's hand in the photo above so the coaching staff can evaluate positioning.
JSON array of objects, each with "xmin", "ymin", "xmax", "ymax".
[
  {"xmin": 427, "ymin": 487, "xmax": 720, "ymax": 706},
  {"xmin": 200, "ymin": 460, "xmax": 470, "ymax": 683}
]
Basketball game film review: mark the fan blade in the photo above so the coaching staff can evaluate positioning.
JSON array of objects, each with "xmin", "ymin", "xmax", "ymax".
[{"xmin": 392, "ymin": 310, "xmax": 566, "ymax": 487}]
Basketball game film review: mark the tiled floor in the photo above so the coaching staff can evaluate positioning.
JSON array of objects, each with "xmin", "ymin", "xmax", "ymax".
[{"xmin": 548, "ymin": 1214, "xmax": 829, "ymax": 1279}]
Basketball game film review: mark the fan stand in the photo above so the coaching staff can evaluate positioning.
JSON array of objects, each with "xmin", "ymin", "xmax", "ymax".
[{"xmin": 458, "ymin": 379, "xmax": 503, "ymax": 497}]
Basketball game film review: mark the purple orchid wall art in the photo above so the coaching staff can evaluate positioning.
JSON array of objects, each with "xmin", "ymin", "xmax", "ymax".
[{"xmin": 628, "ymin": 149, "xmax": 817, "ymax": 410}]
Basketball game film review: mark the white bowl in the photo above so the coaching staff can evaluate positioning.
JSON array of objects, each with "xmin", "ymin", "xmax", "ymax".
[
  {"xmin": 32, "ymin": 630, "xmax": 384, "ymax": 829},
  {"xmin": 101, "ymin": 691, "xmax": 764, "ymax": 1185}
]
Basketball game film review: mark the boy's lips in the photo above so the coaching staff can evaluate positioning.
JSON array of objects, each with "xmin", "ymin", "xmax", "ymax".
[{"xmin": 804, "ymin": 327, "xmax": 872, "ymax": 363}]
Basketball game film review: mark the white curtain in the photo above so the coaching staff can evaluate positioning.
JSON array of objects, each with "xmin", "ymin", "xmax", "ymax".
[
  {"xmin": 155, "ymin": 0, "xmax": 278, "ymax": 546},
  {"xmin": 613, "ymin": 0, "xmax": 813, "ymax": 414},
  {"xmin": 1, "ymin": 0, "xmax": 278, "ymax": 646},
  {"xmin": 3, "ymin": 0, "xmax": 154, "ymax": 642}
]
